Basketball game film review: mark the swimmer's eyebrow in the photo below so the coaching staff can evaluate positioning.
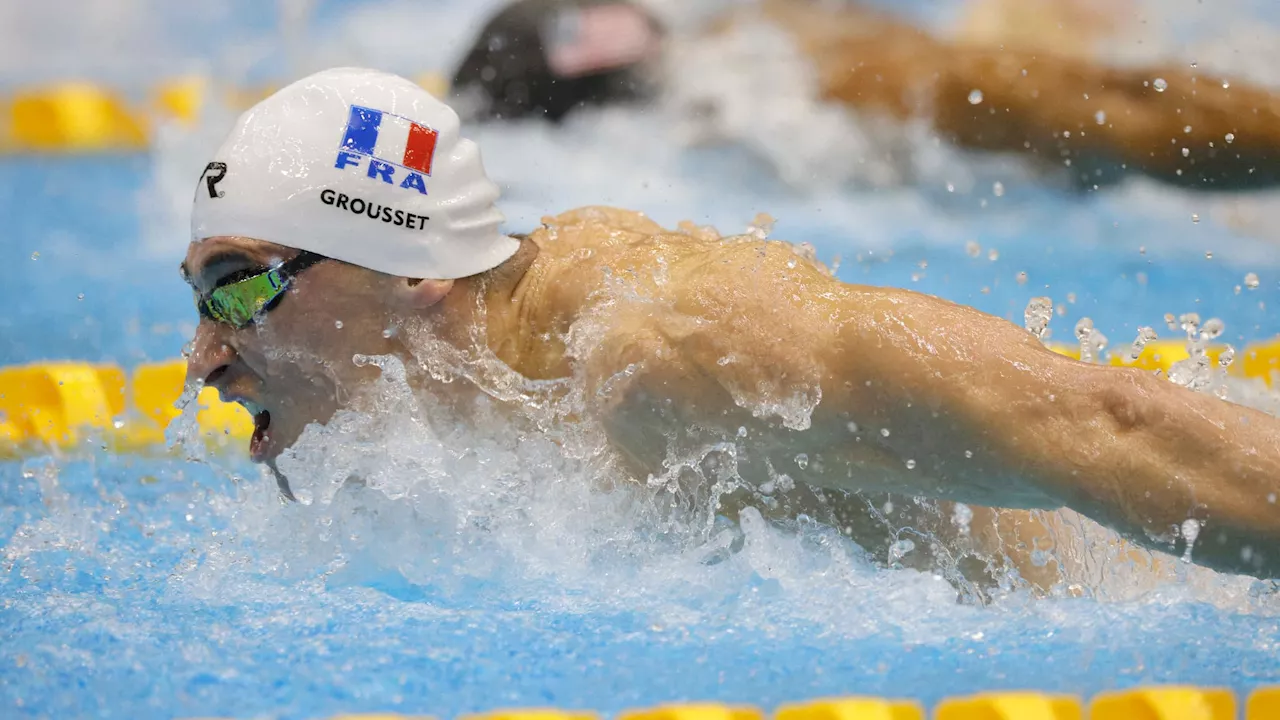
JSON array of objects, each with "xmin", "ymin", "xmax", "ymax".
[{"xmin": 183, "ymin": 250, "xmax": 259, "ymax": 290}]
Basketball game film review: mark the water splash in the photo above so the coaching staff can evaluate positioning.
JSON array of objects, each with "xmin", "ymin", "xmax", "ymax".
[
  {"xmin": 744, "ymin": 212, "xmax": 775, "ymax": 241},
  {"xmin": 1023, "ymin": 297, "xmax": 1054, "ymax": 341},
  {"xmin": 1123, "ymin": 327, "xmax": 1159, "ymax": 363},
  {"xmin": 1167, "ymin": 314, "xmax": 1216, "ymax": 391},
  {"xmin": 164, "ymin": 380, "xmax": 210, "ymax": 461},
  {"xmin": 1074, "ymin": 318, "xmax": 1108, "ymax": 363}
]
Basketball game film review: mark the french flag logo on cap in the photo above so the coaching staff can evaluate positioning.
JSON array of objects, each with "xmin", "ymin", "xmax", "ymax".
[{"xmin": 340, "ymin": 105, "xmax": 439, "ymax": 175}]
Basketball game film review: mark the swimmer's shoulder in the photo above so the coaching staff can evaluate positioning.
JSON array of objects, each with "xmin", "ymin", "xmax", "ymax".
[
  {"xmin": 522, "ymin": 205, "xmax": 839, "ymax": 311},
  {"xmin": 527, "ymin": 206, "xmax": 669, "ymax": 252},
  {"xmin": 526, "ymin": 205, "xmax": 834, "ymax": 280},
  {"xmin": 513, "ymin": 205, "xmax": 717, "ymax": 326}
]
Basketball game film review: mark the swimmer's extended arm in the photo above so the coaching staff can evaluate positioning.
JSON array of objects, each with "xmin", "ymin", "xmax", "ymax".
[
  {"xmin": 760, "ymin": 0, "xmax": 1280, "ymax": 189},
  {"xmin": 582, "ymin": 239, "xmax": 1280, "ymax": 578},
  {"xmin": 841, "ymin": 289, "xmax": 1280, "ymax": 579}
]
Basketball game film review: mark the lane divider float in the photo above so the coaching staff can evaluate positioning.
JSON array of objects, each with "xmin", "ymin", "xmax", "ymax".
[
  {"xmin": 167, "ymin": 686, "xmax": 1280, "ymax": 719},
  {"xmin": 0, "ymin": 74, "xmax": 450, "ymax": 152}
]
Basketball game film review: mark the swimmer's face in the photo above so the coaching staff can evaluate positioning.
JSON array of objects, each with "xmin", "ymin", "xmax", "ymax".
[{"xmin": 181, "ymin": 237, "xmax": 408, "ymax": 480}]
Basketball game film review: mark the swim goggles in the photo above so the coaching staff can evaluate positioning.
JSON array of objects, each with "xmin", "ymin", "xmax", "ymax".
[{"xmin": 187, "ymin": 251, "xmax": 327, "ymax": 329}]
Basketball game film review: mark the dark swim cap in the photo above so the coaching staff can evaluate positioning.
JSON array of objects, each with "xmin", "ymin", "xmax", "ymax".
[{"xmin": 451, "ymin": 0, "xmax": 663, "ymax": 122}]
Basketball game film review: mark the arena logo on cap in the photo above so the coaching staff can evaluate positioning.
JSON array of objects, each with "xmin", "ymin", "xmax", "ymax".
[{"xmin": 334, "ymin": 106, "xmax": 438, "ymax": 195}]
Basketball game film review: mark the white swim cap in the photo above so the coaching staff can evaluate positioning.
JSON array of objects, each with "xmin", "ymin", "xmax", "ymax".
[{"xmin": 191, "ymin": 67, "xmax": 520, "ymax": 280}]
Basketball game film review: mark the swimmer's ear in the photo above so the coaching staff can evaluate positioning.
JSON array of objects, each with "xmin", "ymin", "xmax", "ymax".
[{"xmin": 391, "ymin": 276, "xmax": 454, "ymax": 310}]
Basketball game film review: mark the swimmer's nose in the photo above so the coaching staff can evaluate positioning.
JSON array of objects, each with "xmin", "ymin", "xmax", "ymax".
[{"xmin": 184, "ymin": 320, "xmax": 238, "ymax": 392}]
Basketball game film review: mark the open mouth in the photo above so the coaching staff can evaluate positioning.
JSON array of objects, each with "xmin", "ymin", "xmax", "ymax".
[{"xmin": 239, "ymin": 400, "xmax": 272, "ymax": 460}]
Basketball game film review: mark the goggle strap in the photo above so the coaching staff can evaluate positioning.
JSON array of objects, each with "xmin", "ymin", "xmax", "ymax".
[{"xmin": 277, "ymin": 250, "xmax": 326, "ymax": 281}]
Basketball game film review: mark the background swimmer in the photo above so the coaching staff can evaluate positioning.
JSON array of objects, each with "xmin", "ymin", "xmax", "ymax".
[{"xmin": 452, "ymin": 0, "xmax": 1280, "ymax": 191}]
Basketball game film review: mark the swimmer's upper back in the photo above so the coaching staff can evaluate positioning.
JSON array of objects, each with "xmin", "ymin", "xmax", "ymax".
[{"xmin": 505, "ymin": 206, "xmax": 836, "ymax": 380}]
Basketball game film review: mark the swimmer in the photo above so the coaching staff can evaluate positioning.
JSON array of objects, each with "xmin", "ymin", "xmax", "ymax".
[
  {"xmin": 183, "ymin": 68, "xmax": 1280, "ymax": 584},
  {"xmin": 452, "ymin": 0, "xmax": 1280, "ymax": 190}
]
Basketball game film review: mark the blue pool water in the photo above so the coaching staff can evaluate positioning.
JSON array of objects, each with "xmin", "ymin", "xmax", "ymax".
[{"xmin": 5, "ymin": 1, "xmax": 1280, "ymax": 718}]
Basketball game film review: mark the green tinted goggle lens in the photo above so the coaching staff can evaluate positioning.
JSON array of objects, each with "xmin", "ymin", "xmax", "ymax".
[
  {"xmin": 202, "ymin": 268, "xmax": 287, "ymax": 327},
  {"xmin": 192, "ymin": 251, "xmax": 325, "ymax": 329}
]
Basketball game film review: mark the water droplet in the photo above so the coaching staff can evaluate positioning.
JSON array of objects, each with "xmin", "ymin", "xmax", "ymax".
[
  {"xmin": 1180, "ymin": 518, "xmax": 1201, "ymax": 561},
  {"xmin": 30, "ymin": 252, "xmax": 39, "ymax": 260},
  {"xmin": 1075, "ymin": 317, "xmax": 1108, "ymax": 364},
  {"xmin": 794, "ymin": 453, "xmax": 809, "ymax": 470},
  {"xmin": 382, "ymin": 327, "xmax": 395, "ymax": 339},
  {"xmin": 1123, "ymin": 327, "xmax": 1158, "ymax": 362},
  {"xmin": 1016, "ymin": 271, "xmax": 1028, "ymax": 285},
  {"xmin": 1181, "ymin": 147, "xmax": 1191, "ymax": 158},
  {"xmin": 964, "ymin": 450, "xmax": 973, "ymax": 459},
  {"xmin": 846, "ymin": 421, "xmax": 859, "ymax": 433},
  {"xmin": 987, "ymin": 249, "xmax": 999, "ymax": 262},
  {"xmin": 992, "ymin": 181, "xmax": 1005, "ymax": 197},
  {"xmin": 1204, "ymin": 251, "xmax": 1212, "ymax": 259},
  {"xmin": 745, "ymin": 212, "xmax": 775, "ymax": 240},
  {"xmin": 786, "ymin": 259, "xmax": 797, "ymax": 269},
  {"xmin": 1139, "ymin": 246, "xmax": 1146, "ymax": 255},
  {"xmin": 1095, "ymin": 110, "xmax": 1106, "ymax": 125},
  {"xmin": 1193, "ymin": 215, "xmax": 1202, "ymax": 225},
  {"xmin": 334, "ymin": 320, "xmax": 344, "ymax": 329},
  {"xmin": 1153, "ymin": 77, "xmax": 1168, "ymax": 92},
  {"xmin": 1225, "ymin": 132, "xmax": 1235, "ymax": 144},
  {"xmin": 888, "ymin": 539, "xmax": 916, "ymax": 563},
  {"xmin": 1202, "ymin": 318, "xmax": 1225, "ymax": 339},
  {"xmin": 965, "ymin": 241, "xmax": 981, "ymax": 258},
  {"xmin": 737, "ymin": 426, "xmax": 748, "ymax": 438},
  {"xmin": 1269, "ymin": 493, "xmax": 1277, "ymax": 504},
  {"xmin": 1184, "ymin": 125, "xmax": 1193, "ymax": 134},
  {"xmin": 946, "ymin": 182, "xmax": 955, "ymax": 193},
  {"xmin": 1245, "ymin": 272, "xmax": 1260, "ymax": 289},
  {"xmin": 880, "ymin": 428, "xmax": 891, "ymax": 437},
  {"xmin": 905, "ymin": 459, "xmax": 916, "ymax": 470},
  {"xmin": 1219, "ymin": 345, "xmax": 1236, "ymax": 368},
  {"xmin": 77, "ymin": 293, "xmax": 84, "ymax": 301},
  {"xmin": 1222, "ymin": 80, "xmax": 1231, "ymax": 89},
  {"xmin": 1190, "ymin": 61, "xmax": 1198, "ymax": 69},
  {"xmin": 1024, "ymin": 297, "xmax": 1053, "ymax": 340},
  {"xmin": 968, "ymin": 89, "xmax": 984, "ymax": 104}
]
